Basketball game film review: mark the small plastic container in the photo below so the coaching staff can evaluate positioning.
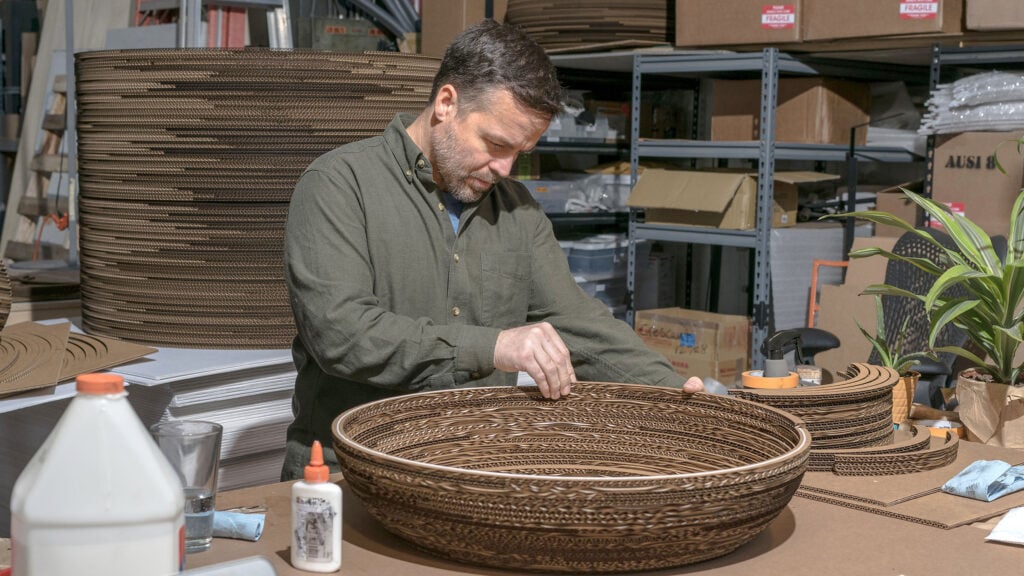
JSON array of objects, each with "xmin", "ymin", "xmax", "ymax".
[
  {"xmin": 576, "ymin": 276, "xmax": 627, "ymax": 307},
  {"xmin": 568, "ymin": 234, "xmax": 627, "ymax": 280},
  {"xmin": 291, "ymin": 440, "xmax": 342, "ymax": 572},
  {"xmin": 10, "ymin": 373, "xmax": 185, "ymax": 576}
]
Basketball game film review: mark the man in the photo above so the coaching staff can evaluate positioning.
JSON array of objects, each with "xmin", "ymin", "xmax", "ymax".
[{"xmin": 282, "ymin": 19, "xmax": 703, "ymax": 479}]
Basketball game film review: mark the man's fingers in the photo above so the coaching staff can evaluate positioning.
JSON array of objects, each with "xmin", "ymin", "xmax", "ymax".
[{"xmin": 494, "ymin": 323, "xmax": 574, "ymax": 400}]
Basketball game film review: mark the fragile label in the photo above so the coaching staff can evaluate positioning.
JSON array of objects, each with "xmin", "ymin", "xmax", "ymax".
[
  {"xmin": 762, "ymin": 5, "xmax": 796, "ymax": 29},
  {"xmin": 900, "ymin": 0, "xmax": 939, "ymax": 19}
]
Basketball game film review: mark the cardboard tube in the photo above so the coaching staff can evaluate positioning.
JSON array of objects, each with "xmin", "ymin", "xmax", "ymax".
[{"xmin": 742, "ymin": 370, "xmax": 800, "ymax": 389}]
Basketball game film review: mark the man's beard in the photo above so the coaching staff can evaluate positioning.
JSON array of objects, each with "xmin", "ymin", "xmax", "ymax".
[{"xmin": 432, "ymin": 123, "xmax": 496, "ymax": 204}]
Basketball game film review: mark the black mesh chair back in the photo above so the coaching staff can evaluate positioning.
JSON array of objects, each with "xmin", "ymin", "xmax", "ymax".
[{"xmin": 867, "ymin": 228, "xmax": 1007, "ymax": 401}]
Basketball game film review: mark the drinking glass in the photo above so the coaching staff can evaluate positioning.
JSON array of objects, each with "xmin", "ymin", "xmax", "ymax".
[{"xmin": 150, "ymin": 420, "xmax": 223, "ymax": 553}]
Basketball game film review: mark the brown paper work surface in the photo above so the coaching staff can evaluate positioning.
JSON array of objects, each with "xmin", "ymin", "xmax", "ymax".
[
  {"xmin": 188, "ymin": 473, "xmax": 1024, "ymax": 576},
  {"xmin": 801, "ymin": 438, "xmax": 1024, "ymax": 506}
]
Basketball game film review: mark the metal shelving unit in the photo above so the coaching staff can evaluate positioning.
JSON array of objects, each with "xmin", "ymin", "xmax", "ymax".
[
  {"xmin": 627, "ymin": 48, "xmax": 926, "ymax": 369},
  {"xmin": 923, "ymin": 43, "xmax": 1024, "ymax": 200}
]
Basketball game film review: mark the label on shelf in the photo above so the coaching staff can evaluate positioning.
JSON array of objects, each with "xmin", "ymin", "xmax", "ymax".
[
  {"xmin": 761, "ymin": 5, "xmax": 796, "ymax": 29},
  {"xmin": 900, "ymin": 0, "xmax": 938, "ymax": 19}
]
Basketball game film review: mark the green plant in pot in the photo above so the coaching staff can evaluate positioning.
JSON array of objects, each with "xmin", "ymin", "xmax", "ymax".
[
  {"xmin": 833, "ymin": 181, "xmax": 1024, "ymax": 446},
  {"xmin": 855, "ymin": 295, "xmax": 936, "ymax": 424}
]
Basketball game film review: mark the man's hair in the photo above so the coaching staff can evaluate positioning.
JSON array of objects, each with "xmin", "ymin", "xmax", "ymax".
[{"xmin": 429, "ymin": 19, "xmax": 563, "ymax": 119}]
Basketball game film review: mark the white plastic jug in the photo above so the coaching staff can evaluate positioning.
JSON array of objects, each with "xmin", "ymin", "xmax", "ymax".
[{"xmin": 10, "ymin": 373, "xmax": 185, "ymax": 575}]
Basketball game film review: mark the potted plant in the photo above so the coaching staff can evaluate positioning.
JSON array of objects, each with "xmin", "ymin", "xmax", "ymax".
[
  {"xmin": 833, "ymin": 176, "xmax": 1024, "ymax": 445},
  {"xmin": 855, "ymin": 295, "xmax": 936, "ymax": 424}
]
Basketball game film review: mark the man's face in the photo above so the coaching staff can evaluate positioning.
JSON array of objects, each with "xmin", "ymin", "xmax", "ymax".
[{"xmin": 431, "ymin": 89, "xmax": 550, "ymax": 203}]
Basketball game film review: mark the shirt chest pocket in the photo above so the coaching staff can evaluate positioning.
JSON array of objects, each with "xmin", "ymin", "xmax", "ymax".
[{"xmin": 481, "ymin": 252, "xmax": 531, "ymax": 329}]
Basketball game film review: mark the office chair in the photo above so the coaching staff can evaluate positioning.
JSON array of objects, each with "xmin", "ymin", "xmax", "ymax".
[{"xmin": 782, "ymin": 228, "xmax": 1006, "ymax": 408}]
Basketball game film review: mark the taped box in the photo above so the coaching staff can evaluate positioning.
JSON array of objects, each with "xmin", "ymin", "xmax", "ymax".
[
  {"xmin": 635, "ymin": 308, "xmax": 750, "ymax": 386},
  {"xmin": 803, "ymin": 0, "xmax": 963, "ymax": 41},
  {"xmin": 710, "ymin": 77, "xmax": 871, "ymax": 146},
  {"xmin": 627, "ymin": 168, "xmax": 838, "ymax": 230},
  {"xmin": 932, "ymin": 130, "xmax": 1024, "ymax": 238},
  {"xmin": 966, "ymin": 0, "xmax": 1024, "ymax": 31},
  {"xmin": 676, "ymin": 0, "xmax": 803, "ymax": 47}
]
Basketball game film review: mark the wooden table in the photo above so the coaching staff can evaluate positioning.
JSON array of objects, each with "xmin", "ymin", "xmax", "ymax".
[{"xmin": 189, "ymin": 474, "xmax": 1023, "ymax": 576}]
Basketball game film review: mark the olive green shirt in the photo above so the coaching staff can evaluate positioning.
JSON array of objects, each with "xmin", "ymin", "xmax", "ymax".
[{"xmin": 284, "ymin": 113, "xmax": 686, "ymax": 461}]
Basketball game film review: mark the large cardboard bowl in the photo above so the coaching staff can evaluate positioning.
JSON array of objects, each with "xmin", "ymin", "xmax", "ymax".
[{"xmin": 332, "ymin": 382, "xmax": 810, "ymax": 573}]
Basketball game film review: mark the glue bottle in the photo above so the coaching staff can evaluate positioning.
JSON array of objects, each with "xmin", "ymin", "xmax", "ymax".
[
  {"xmin": 291, "ymin": 440, "xmax": 342, "ymax": 572},
  {"xmin": 10, "ymin": 373, "xmax": 185, "ymax": 575}
]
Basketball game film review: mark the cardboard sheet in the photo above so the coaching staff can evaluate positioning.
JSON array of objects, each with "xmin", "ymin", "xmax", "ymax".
[
  {"xmin": 800, "ymin": 438, "xmax": 1024, "ymax": 506},
  {"xmin": 0, "ymin": 321, "xmax": 158, "ymax": 399},
  {"xmin": 797, "ymin": 486, "xmax": 1024, "ymax": 529},
  {"xmin": 59, "ymin": 332, "xmax": 158, "ymax": 383},
  {"xmin": 799, "ymin": 439, "xmax": 1024, "ymax": 529},
  {"xmin": 0, "ymin": 321, "xmax": 70, "ymax": 397}
]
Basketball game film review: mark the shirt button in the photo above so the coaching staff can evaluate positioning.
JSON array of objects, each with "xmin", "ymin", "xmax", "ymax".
[
  {"xmin": 453, "ymin": 253, "xmax": 460, "ymax": 263},
  {"xmin": 471, "ymin": 372, "xmax": 481, "ymax": 379},
  {"xmin": 405, "ymin": 169, "xmax": 412, "ymax": 177},
  {"xmin": 416, "ymin": 159, "xmax": 425, "ymax": 169},
  {"xmin": 437, "ymin": 202, "xmax": 445, "ymax": 211},
  {"xmin": 451, "ymin": 306, "xmax": 461, "ymax": 317}
]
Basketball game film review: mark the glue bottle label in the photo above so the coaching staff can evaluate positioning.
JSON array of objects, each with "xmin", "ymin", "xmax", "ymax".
[{"xmin": 294, "ymin": 496, "xmax": 337, "ymax": 562}]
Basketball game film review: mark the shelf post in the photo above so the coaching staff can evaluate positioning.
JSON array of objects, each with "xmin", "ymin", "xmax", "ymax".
[
  {"xmin": 751, "ymin": 47, "xmax": 780, "ymax": 370},
  {"xmin": 626, "ymin": 51, "xmax": 643, "ymax": 327}
]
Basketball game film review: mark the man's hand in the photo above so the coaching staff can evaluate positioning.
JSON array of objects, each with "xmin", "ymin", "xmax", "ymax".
[
  {"xmin": 494, "ymin": 322, "xmax": 575, "ymax": 400},
  {"xmin": 682, "ymin": 376, "xmax": 704, "ymax": 393}
]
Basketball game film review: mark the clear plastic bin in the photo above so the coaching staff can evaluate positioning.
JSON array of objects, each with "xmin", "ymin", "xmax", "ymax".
[
  {"xmin": 568, "ymin": 234, "xmax": 627, "ymax": 280},
  {"xmin": 576, "ymin": 276, "xmax": 626, "ymax": 307}
]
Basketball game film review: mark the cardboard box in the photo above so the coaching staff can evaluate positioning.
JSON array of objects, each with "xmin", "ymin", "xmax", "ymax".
[
  {"xmin": 710, "ymin": 77, "xmax": 872, "ymax": 146},
  {"xmin": 932, "ymin": 131, "xmax": 1024, "ymax": 238},
  {"xmin": 421, "ymin": 0, "xmax": 508, "ymax": 58},
  {"xmin": 803, "ymin": 0, "xmax": 963, "ymax": 41},
  {"xmin": 635, "ymin": 308, "xmax": 750, "ymax": 385},
  {"xmin": 874, "ymin": 182, "xmax": 923, "ymax": 237},
  {"xmin": 627, "ymin": 169, "xmax": 838, "ymax": 230},
  {"xmin": 814, "ymin": 236, "xmax": 898, "ymax": 378},
  {"xmin": 676, "ymin": 0, "xmax": 803, "ymax": 47},
  {"xmin": 967, "ymin": 0, "xmax": 1024, "ymax": 30}
]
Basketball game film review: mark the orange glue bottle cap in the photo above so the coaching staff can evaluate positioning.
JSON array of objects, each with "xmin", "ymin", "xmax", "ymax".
[{"xmin": 304, "ymin": 440, "xmax": 330, "ymax": 483}]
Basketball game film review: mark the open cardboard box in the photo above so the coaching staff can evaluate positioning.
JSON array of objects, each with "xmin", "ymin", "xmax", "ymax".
[{"xmin": 627, "ymin": 169, "xmax": 838, "ymax": 230}]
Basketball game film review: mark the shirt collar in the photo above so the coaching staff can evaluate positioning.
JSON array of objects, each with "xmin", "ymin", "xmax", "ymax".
[{"xmin": 385, "ymin": 113, "xmax": 436, "ymax": 191}]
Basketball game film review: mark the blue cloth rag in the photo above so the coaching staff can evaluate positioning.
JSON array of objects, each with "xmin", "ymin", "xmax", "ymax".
[
  {"xmin": 941, "ymin": 460, "xmax": 1024, "ymax": 502},
  {"xmin": 212, "ymin": 511, "xmax": 265, "ymax": 541}
]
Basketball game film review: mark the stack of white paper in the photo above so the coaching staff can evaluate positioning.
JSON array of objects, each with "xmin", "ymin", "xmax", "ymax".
[{"xmin": 112, "ymin": 346, "xmax": 296, "ymax": 492}]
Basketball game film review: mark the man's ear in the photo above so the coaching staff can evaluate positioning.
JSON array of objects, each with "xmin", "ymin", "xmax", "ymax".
[{"xmin": 433, "ymin": 84, "xmax": 458, "ymax": 122}]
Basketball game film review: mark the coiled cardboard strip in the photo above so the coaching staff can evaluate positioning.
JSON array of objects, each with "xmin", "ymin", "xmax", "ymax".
[{"xmin": 733, "ymin": 364, "xmax": 960, "ymax": 475}]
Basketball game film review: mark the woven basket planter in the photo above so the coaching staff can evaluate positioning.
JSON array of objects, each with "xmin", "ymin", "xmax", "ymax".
[{"xmin": 332, "ymin": 382, "xmax": 811, "ymax": 573}]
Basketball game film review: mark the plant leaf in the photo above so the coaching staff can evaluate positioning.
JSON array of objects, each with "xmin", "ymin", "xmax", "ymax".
[{"xmin": 928, "ymin": 299, "xmax": 980, "ymax": 348}]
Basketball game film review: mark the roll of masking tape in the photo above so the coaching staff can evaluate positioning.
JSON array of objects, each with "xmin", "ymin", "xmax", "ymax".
[
  {"xmin": 916, "ymin": 419, "xmax": 966, "ymax": 439},
  {"xmin": 742, "ymin": 370, "xmax": 800, "ymax": 389}
]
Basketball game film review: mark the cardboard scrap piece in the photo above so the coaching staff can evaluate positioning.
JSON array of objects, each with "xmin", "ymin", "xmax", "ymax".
[
  {"xmin": 59, "ymin": 332, "xmax": 158, "ymax": 383},
  {"xmin": 0, "ymin": 321, "xmax": 71, "ymax": 397},
  {"xmin": 800, "ymin": 438, "xmax": 1024, "ymax": 506},
  {"xmin": 0, "ymin": 322, "xmax": 158, "ymax": 398},
  {"xmin": 797, "ymin": 485, "xmax": 1024, "ymax": 530},
  {"xmin": 798, "ymin": 439, "xmax": 1024, "ymax": 529}
]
